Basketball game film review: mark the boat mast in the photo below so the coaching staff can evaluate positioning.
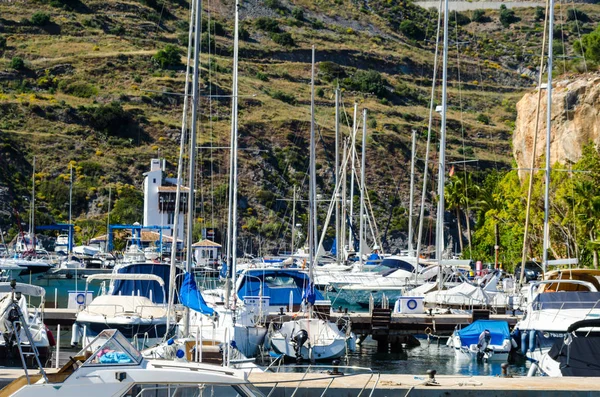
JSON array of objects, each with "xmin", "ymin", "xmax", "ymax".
[
  {"xmin": 68, "ymin": 163, "xmax": 73, "ymax": 256},
  {"xmin": 308, "ymin": 45, "xmax": 316, "ymax": 294},
  {"xmin": 408, "ymin": 129, "xmax": 417, "ymax": 256},
  {"xmin": 228, "ymin": 0, "xmax": 241, "ymax": 307},
  {"xmin": 359, "ymin": 109, "xmax": 367, "ymax": 270},
  {"xmin": 542, "ymin": 0, "xmax": 555, "ymax": 278},
  {"xmin": 166, "ymin": 0, "xmax": 195, "ymax": 333},
  {"xmin": 184, "ymin": 0, "xmax": 203, "ymax": 336},
  {"xmin": 30, "ymin": 157, "xmax": 35, "ymax": 251},
  {"xmin": 436, "ymin": 0, "xmax": 449, "ymax": 286},
  {"xmin": 416, "ymin": 0, "xmax": 442, "ymax": 272},
  {"xmin": 291, "ymin": 186, "xmax": 297, "ymax": 254},
  {"xmin": 340, "ymin": 139, "xmax": 348, "ymax": 262},
  {"xmin": 334, "ymin": 88, "xmax": 340, "ymax": 265},
  {"xmin": 348, "ymin": 103, "xmax": 358, "ymax": 256}
]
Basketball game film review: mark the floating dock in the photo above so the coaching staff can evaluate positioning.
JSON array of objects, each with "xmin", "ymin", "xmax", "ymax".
[{"xmin": 43, "ymin": 307, "xmax": 520, "ymax": 351}]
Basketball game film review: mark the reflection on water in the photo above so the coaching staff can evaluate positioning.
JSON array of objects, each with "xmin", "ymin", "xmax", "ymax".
[{"xmin": 341, "ymin": 336, "xmax": 530, "ymax": 376}]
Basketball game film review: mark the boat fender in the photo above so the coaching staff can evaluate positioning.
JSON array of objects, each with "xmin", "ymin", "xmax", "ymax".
[
  {"xmin": 46, "ymin": 325, "xmax": 56, "ymax": 347},
  {"xmin": 511, "ymin": 337, "xmax": 518, "ymax": 349},
  {"xmin": 529, "ymin": 330, "xmax": 536, "ymax": 353},
  {"xmin": 520, "ymin": 331, "xmax": 528, "ymax": 355},
  {"xmin": 70, "ymin": 323, "xmax": 80, "ymax": 347}
]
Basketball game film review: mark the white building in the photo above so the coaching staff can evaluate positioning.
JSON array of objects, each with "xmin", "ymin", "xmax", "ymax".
[{"xmin": 143, "ymin": 159, "xmax": 188, "ymax": 238}]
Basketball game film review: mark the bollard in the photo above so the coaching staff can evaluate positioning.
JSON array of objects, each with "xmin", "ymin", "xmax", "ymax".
[
  {"xmin": 279, "ymin": 307, "xmax": 284, "ymax": 316},
  {"xmin": 425, "ymin": 369, "xmax": 438, "ymax": 386},
  {"xmin": 501, "ymin": 362, "xmax": 512, "ymax": 378},
  {"xmin": 328, "ymin": 359, "xmax": 343, "ymax": 376}
]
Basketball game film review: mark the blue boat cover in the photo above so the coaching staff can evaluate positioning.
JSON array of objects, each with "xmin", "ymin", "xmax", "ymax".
[
  {"xmin": 179, "ymin": 272, "xmax": 215, "ymax": 316},
  {"xmin": 302, "ymin": 282, "xmax": 316, "ymax": 305},
  {"xmin": 112, "ymin": 263, "xmax": 182, "ymax": 304},
  {"xmin": 220, "ymin": 262, "xmax": 228, "ymax": 279},
  {"xmin": 366, "ymin": 253, "xmax": 381, "ymax": 265},
  {"xmin": 456, "ymin": 320, "xmax": 510, "ymax": 346},
  {"xmin": 237, "ymin": 269, "xmax": 323, "ymax": 306}
]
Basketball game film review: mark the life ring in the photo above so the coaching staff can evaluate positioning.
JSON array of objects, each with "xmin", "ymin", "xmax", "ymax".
[
  {"xmin": 406, "ymin": 299, "xmax": 418, "ymax": 310},
  {"xmin": 76, "ymin": 293, "xmax": 86, "ymax": 305},
  {"xmin": 425, "ymin": 327, "xmax": 432, "ymax": 335}
]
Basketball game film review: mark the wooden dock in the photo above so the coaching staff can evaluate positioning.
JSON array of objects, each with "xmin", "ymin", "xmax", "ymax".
[{"xmin": 0, "ymin": 368, "xmax": 598, "ymax": 396}]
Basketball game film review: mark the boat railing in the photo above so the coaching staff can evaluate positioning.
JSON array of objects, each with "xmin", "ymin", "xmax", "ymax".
[
  {"xmin": 135, "ymin": 304, "xmax": 169, "ymax": 318},
  {"xmin": 84, "ymin": 303, "xmax": 126, "ymax": 315},
  {"xmin": 257, "ymin": 364, "xmax": 378, "ymax": 397}
]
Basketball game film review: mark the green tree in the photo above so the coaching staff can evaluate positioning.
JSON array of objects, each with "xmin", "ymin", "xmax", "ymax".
[
  {"xmin": 152, "ymin": 44, "xmax": 182, "ymax": 69},
  {"xmin": 574, "ymin": 27, "xmax": 600, "ymax": 62},
  {"xmin": 31, "ymin": 11, "xmax": 51, "ymax": 26},
  {"xmin": 399, "ymin": 20, "xmax": 424, "ymax": 40},
  {"xmin": 499, "ymin": 5, "xmax": 519, "ymax": 28},
  {"xmin": 110, "ymin": 186, "xmax": 143, "ymax": 225},
  {"xmin": 10, "ymin": 57, "xmax": 25, "ymax": 70}
]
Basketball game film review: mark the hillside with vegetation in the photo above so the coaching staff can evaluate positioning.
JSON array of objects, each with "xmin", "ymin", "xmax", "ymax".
[{"xmin": 1, "ymin": 0, "xmax": 599, "ymax": 265}]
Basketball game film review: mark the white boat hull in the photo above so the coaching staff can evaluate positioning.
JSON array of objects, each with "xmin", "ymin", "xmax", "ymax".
[{"xmin": 269, "ymin": 318, "xmax": 350, "ymax": 361}]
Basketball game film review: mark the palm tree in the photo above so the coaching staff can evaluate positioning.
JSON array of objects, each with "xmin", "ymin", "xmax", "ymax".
[{"xmin": 445, "ymin": 175, "xmax": 465, "ymax": 254}]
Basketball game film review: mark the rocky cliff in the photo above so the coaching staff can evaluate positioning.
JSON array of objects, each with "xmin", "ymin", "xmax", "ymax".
[{"xmin": 513, "ymin": 73, "xmax": 600, "ymax": 178}]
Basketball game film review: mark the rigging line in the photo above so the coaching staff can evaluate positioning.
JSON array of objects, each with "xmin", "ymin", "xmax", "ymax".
[
  {"xmin": 152, "ymin": 0, "xmax": 169, "ymax": 46},
  {"xmin": 519, "ymin": 0, "xmax": 551, "ymax": 287},
  {"xmin": 557, "ymin": 0, "xmax": 567, "ymax": 75},
  {"xmin": 569, "ymin": 0, "xmax": 588, "ymax": 73},
  {"xmin": 206, "ymin": 0, "xmax": 216, "ymax": 232}
]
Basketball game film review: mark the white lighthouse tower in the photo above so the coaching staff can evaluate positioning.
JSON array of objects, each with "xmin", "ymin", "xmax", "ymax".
[{"xmin": 143, "ymin": 158, "xmax": 187, "ymax": 239}]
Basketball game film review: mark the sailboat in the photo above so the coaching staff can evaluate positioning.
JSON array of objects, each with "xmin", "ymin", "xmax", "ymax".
[
  {"xmin": 144, "ymin": 0, "xmax": 266, "ymax": 365},
  {"xmin": 268, "ymin": 47, "xmax": 354, "ymax": 362}
]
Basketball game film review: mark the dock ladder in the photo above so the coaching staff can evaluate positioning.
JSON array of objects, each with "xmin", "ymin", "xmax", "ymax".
[{"xmin": 5, "ymin": 281, "xmax": 48, "ymax": 385}]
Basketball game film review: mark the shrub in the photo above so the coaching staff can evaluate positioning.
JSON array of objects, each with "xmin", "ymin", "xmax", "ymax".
[
  {"xmin": 256, "ymin": 71, "xmax": 269, "ymax": 81},
  {"xmin": 471, "ymin": 9, "xmax": 489, "ymax": 23},
  {"xmin": 477, "ymin": 113, "xmax": 490, "ymax": 125},
  {"xmin": 499, "ymin": 5, "xmax": 519, "ymax": 28},
  {"xmin": 567, "ymin": 8, "xmax": 589, "ymax": 22},
  {"xmin": 31, "ymin": 11, "xmax": 51, "ymax": 26},
  {"xmin": 0, "ymin": 36, "xmax": 6, "ymax": 53},
  {"xmin": 255, "ymin": 17, "xmax": 280, "ymax": 33},
  {"xmin": 312, "ymin": 20, "xmax": 324, "ymax": 29},
  {"xmin": 239, "ymin": 27, "xmax": 250, "ymax": 41},
  {"xmin": 264, "ymin": 0, "xmax": 283, "ymax": 10},
  {"xmin": 368, "ymin": 119, "xmax": 377, "ymax": 129},
  {"xmin": 450, "ymin": 11, "xmax": 470, "ymax": 26},
  {"xmin": 534, "ymin": 6, "xmax": 545, "ymax": 21},
  {"xmin": 399, "ymin": 20, "xmax": 424, "ymax": 40},
  {"xmin": 270, "ymin": 32, "xmax": 294, "ymax": 46},
  {"xmin": 318, "ymin": 61, "xmax": 345, "ymax": 82},
  {"xmin": 271, "ymin": 90, "xmax": 296, "ymax": 105},
  {"xmin": 292, "ymin": 7, "xmax": 304, "ymax": 20},
  {"xmin": 342, "ymin": 69, "xmax": 387, "ymax": 98},
  {"xmin": 10, "ymin": 57, "xmax": 25, "ymax": 70},
  {"xmin": 62, "ymin": 82, "xmax": 99, "ymax": 98},
  {"xmin": 201, "ymin": 19, "xmax": 226, "ymax": 36},
  {"xmin": 87, "ymin": 102, "xmax": 131, "ymax": 133},
  {"xmin": 316, "ymin": 87, "xmax": 324, "ymax": 97},
  {"xmin": 152, "ymin": 44, "xmax": 182, "ymax": 69}
]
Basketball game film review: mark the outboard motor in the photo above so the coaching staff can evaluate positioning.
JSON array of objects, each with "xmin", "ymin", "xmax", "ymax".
[{"xmin": 292, "ymin": 329, "xmax": 309, "ymax": 364}]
